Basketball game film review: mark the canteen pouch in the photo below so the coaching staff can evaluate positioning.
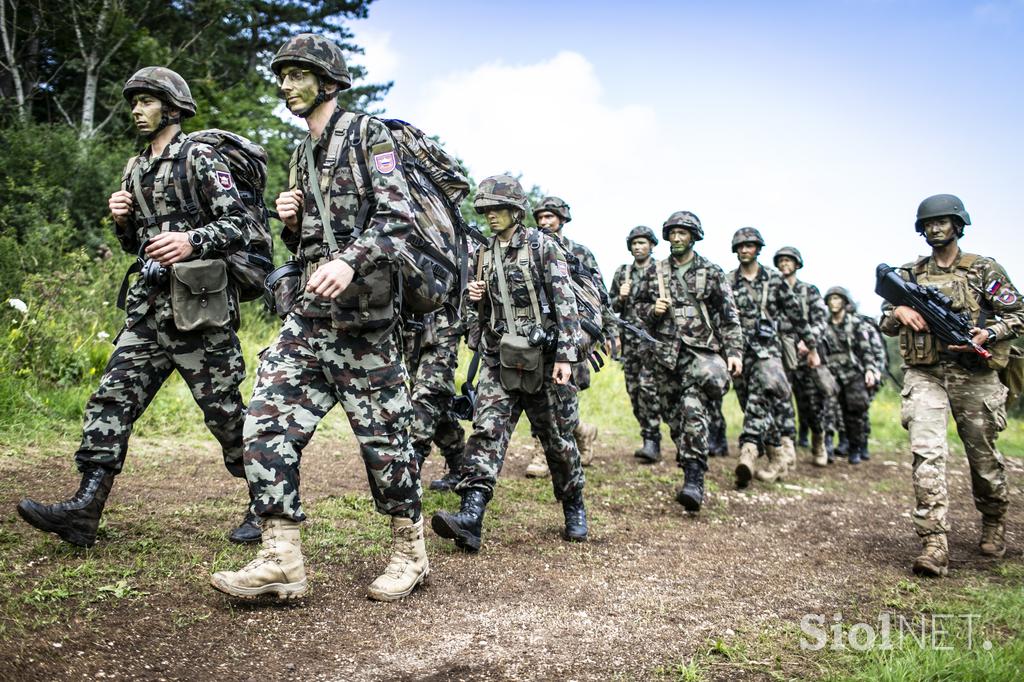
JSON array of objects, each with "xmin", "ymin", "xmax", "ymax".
[
  {"xmin": 780, "ymin": 336, "xmax": 799, "ymax": 372},
  {"xmin": 499, "ymin": 333, "xmax": 544, "ymax": 394},
  {"xmin": 264, "ymin": 260, "xmax": 302, "ymax": 319},
  {"xmin": 812, "ymin": 365, "xmax": 839, "ymax": 398},
  {"xmin": 690, "ymin": 348, "xmax": 730, "ymax": 400},
  {"xmin": 330, "ymin": 266, "xmax": 396, "ymax": 332},
  {"xmin": 170, "ymin": 259, "xmax": 230, "ymax": 332}
]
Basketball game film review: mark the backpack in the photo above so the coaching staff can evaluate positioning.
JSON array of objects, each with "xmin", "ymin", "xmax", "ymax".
[
  {"xmin": 124, "ymin": 129, "xmax": 274, "ymax": 302},
  {"xmin": 558, "ymin": 242, "xmax": 606, "ymax": 349},
  {"xmin": 291, "ymin": 114, "xmax": 471, "ymax": 316}
]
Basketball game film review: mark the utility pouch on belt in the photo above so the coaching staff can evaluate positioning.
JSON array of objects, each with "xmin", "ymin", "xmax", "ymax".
[
  {"xmin": 330, "ymin": 267, "xmax": 395, "ymax": 332},
  {"xmin": 170, "ymin": 260, "xmax": 230, "ymax": 332},
  {"xmin": 780, "ymin": 336, "xmax": 799, "ymax": 372},
  {"xmin": 689, "ymin": 348, "xmax": 730, "ymax": 400},
  {"xmin": 812, "ymin": 365, "xmax": 839, "ymax": 398},
  {"xmin": 264, "ymin": 260, "xmax": 302, "ymax": 319},
  {"xmin": 499, "ymin": 333, "xmax": 544, "ymax": 394}
]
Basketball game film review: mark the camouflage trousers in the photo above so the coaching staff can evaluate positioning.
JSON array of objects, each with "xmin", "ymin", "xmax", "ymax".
[
  {"xmin": 708, "ymin": 395, "xmax": 727, "ymax": 448},
  {"xmin": 831, "ymin": 364, "xmax": 870, "ymax": 452},
  {"xmin": 455, "ymin": 358, "xmax": 584, "ymax": 501},
  {"xmin": 656, "ymin": 351, "xmax": 713, "ymax": 468},
  {"xmin": 405, "ymin": 332, "xmax": 465, "ymax": 465},
  {"xmin": 622, "ymin": 343, "xmax": 662, "ymax": 440},
  {"xmin": 244, "ymin": 314, "xmax": 421, "ymax": 522},
  {"xmin": 901, "ymin": 362, "xmax": 1010, "ymax": 537},
  {"xmin": 789, "ymin": 364, "xmax": 830, "ymax": 435},
  {"xmin": 75, "ymin": 312, "xmax": 245, "ymax": 477},
  {"xmin": 734, "ymin": 352, "xmax": 795, "ymax": 449},
  {"xmin": 834, "ymin": 382, "xmax": 879, "ymax": 444}
]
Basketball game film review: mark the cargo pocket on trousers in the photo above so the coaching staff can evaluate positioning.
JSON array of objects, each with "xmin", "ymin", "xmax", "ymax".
[
  {"xmin": 899, "ymin": 384, "xmax": 913, "ymax": 429},
  {"xmin": 366, "ymin": 364, "xmax": 412, "ymax": 436},
  {"xmin": 983, "ymin": 385, "xmax": 1009, "ymax": 433}
]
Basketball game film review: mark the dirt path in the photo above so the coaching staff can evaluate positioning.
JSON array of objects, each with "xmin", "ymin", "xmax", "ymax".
[{"xmin": 2, "ymin": 436, "xmax": 1021, "ymax": 681}]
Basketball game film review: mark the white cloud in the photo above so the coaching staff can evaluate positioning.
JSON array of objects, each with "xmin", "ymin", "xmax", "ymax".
[{"xmin": 352, "ymin": 29, "xmax": 401, "ymax": 83}]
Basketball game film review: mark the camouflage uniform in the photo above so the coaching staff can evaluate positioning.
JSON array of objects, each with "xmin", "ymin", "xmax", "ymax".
[
  {"xmin": 779, "ymin": 279, "xmax": 831, "ymax": 436},
  {"xmin": 244, "ymin": 106, "xmax": 422, "ymax": 522},
  {"xmin": 610, "ymin": 258, "xmax": 661, "ymax": 442},
  {"xmin": 822, "ymin": 301, "xmax": 878, "ymax": 458}
]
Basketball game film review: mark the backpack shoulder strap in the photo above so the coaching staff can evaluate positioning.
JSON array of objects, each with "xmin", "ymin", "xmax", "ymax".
[
  {"xmin": 287, "ymin": 142, "xmax": 303, "ymax": 191},
  {"xmin": 121, "ymin": 156, "xmax": 140, "ymax": 192},
  {"xmin": 172, "ymin": 139, "xmax": 203, "ymax": 228},
  {"xmin": 656, "ymin": 258, "xmax": 670, "ymax": 302}
]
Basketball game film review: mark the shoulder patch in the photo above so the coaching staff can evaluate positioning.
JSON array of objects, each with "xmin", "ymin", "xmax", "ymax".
[
  {"xmin": 986, "ymin": 279, "xmax": 1003, "ymax": 296},
  {"xmin": 372, "ymin": 145, "xmax": 397, "ymax": 174},
  {"xmin": 215, "ymin": 170, "xmax": 234, "ymax": 190},
  {"xmin": 556, "ymin": 260, "xmax": 569, "ymax": 278},
  {"xmin": 998, "ymin": 291, "xmax": 1017, "ymax": 306}
]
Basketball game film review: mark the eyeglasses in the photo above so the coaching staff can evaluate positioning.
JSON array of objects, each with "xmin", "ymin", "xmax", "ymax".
[{"xmin": 276, "ymin": 69, "xmax": 312, "ymax": 86}]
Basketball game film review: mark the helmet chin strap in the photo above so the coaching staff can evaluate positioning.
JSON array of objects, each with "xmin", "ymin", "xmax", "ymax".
[
  {"xmin": 145, "ymin": 103, "xmax": 179, "ymax": 141},
  {"xmin": 296, "ymin": 82, "xmax": 339, "ymax": 118}
]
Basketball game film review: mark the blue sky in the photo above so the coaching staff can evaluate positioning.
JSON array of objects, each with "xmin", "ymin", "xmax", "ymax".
[{"xmin": 349, "ymin": 0, "xmax": 1024, "ymax": 309}]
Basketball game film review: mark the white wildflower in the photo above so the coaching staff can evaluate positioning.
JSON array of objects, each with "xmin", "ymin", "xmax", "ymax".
[
  {"xmin": 7, "ymin": 298, "xmax": 28, "ymax": 314},
  {"xmin": 97, "ymin": 331, "xmax": 111, "ymax": 340}
]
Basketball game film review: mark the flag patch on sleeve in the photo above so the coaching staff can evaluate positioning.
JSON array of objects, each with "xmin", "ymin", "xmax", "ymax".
[
  {"xmin": 216, "ymin": 170, "xmax": 234, "ymax": 190},
  {"xmin": 373, "ymin": 151, "xmax": 396, "ymax": 174}
]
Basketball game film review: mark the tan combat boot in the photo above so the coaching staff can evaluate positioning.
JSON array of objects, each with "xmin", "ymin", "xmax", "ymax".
[
  {"xmin": 525, "ymin": 437, "xmax": 550, "ymax": 478},
  {"xmin": 756, "ymin": 444, "xmax": 781, "ymax": 483},
  {"xmin": 210, "ymin": 517, "xmax": 308, "ymax": 600},
  {"xmin": 979, "ymin": 516, "xmax": 1006, "ymax": 558},
  {"xmin": 777, "ymin": 437, "xmax": 797, "ymax": 478},
  {"xmin": 811, "ymin": 432, "xmax": 828, "ymax": 467},
  {"xmin": 367, "ymin": 516, "xmax": 430, "ymax": 602},
  {"xmin": 735, "ymin": 443, "xmax": 759, "ymax": 488},
  {"xmin": 912, "ymin": 534, "xmax": 949, "ymax": 577},
  {"xmin": 575, "ymin": 422, "xmax": 599, "ymax": 467}
]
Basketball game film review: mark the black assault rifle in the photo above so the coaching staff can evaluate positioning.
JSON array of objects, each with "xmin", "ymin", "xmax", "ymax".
[{"xmin": 874, "ymin": 263, "xmax": 991, "ymax": 360}]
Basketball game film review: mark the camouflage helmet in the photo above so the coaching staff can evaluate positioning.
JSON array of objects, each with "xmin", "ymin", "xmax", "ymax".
[
  {"xmin": 271, "ymin": 33, "xmax": 352, "ymax": 89},
  {"xmin": 122, "ymin": 67, "xmax": 196, "ymax": 118},
  {"xmin": 626, "ymin": 225, "xmax": 658, "ymax": 250},
  {"xmin": 474, "ymin": 175, "xmax": 530, "ymax": 214},
  {"xmin": 824, "ymin": 286, "xmax": 852, "ymax": 303},
  {"xmin": 773, "ymin": 246, "xmax": 804, "ymax": 270},
  {"xmin": 533, "ymin": 196, "xmax": 571, "ymax": 224},
  {"xmin": 915, "ymin": 194, "xmax": 971, "ymax": 233},
  {"xmin": 662, "ymin": 211, "xmax": 704, "ymax": 241},
  {"xmin": 731, "ymin": 226, "xmax": 765, "ymax": 252}
]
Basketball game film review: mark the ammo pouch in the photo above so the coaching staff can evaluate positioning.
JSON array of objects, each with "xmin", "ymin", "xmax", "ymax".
[
  {"xmin": 998, "ymin": 345, "xmax": 1024, "ymax": 404},
  {"xmin": 170, "ymin": 259, "xmax": 230, "ymax": 332},
  {"xmin": 689, "ymin": 348, "xmax": 730, "ymax": 400},
  {"xmin": 780, "ymin": 336, "xmax": 799, "ymax": 373},
  {"xmin": 499, "ymin": 333, "xmax": 544, "ymax": 394},
  {"xmin": 264, "ymin": 260, "xmax": 302, "ymax": 319},
  {"xmin": 812, "ymin": 365, "xmax": 839, "ymax": 398},
  {"xmin": 330, "ymin": 266, "xmax": 395, "ymax": 333}
]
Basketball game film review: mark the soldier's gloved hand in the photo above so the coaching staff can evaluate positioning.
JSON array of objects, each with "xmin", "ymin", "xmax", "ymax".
[
  {"xmin": 727, "ymin": 356, "xmax": 743, "ymax": 378},
  {"xmin": 467, "ymin": 279, "xmax": 486, "ymax": 302},
  {"xmin": 552, "ymin": 362, "xmax": 572, "ymax": 385},
  {"xmin": 145, "ymin": 231, "xmax": 193, "ymax": 266},
  {"xmin": 109, "ymin": 190, "xmax": 133, "ymax": 227},
  {"xmin": 619, "ymin": 280, "xmax": 631, "ymax": 298},
  {"xmin": 865, "ymin": 369, "xmax": 880, "ymax": 388},
  {"xmin": 276, "ymin": 189, "xmax": 304, "ymax": 231},
  {"xmin": 893, "ymin": 305, "xmax": 929, "ymax": 333},
  {"xmin": 806, "ymin": 348, "xmax": 821, "ymax": 369},
  {"xmin": 307, "ymin": 259, "xmax": 355, "ymax": 299},
  {"xmin": 653, "ymin": 298, "xmax": 671, "ymax": 316}
]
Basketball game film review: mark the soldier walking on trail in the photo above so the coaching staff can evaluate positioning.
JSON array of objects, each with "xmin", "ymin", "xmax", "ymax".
[
  {"xmin": 822, "ymin": 287, "xmax": 880, "ymax": 465},
  {"xmin": 635, "ymin": 212, "xmax": 743, "ymax": 511},
  {"xmin": 210, "ymin": 35, "xmax": 426, "ymax": 602},
  {"xmin": 774, "ymin": 247, "xmax": 832, "ymax": 467},
  {"xmin": 848, "ymin": 299, "xmax": 887, "ymax": 462},
  {"xmin": 729, "ymin": 228, "xmax": 821, "ymax": 487},
  {"xmin": 610, "ymin": 226, "xmax": 663, "ymax": 462},
  {"xmin": 526, "ymin": 196, "xmax": 618, "ymax": 475},
  {"xmin": 17, "ymin": 67, "xmax": 258, "ymax": 548},
  {"xmin": 880, "ymin": 194, "xmax": 1022, "ymax": 577},
  {"xmin": 431, "ymin": 176, "xmax": 587, "ymax": 551}
]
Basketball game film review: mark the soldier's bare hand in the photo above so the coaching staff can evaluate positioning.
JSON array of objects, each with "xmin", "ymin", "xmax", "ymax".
[
  {"xmin": 797, "ymin": 339, "xmax": 809, "ymax": 356},
  {"xmin": 619, "ymin": 280, "xmax": 631, "ymax": 298},
  {"xmin": 276, "ymin": 190, "xmax": 303, "ymax": 231},
  {"xmin": 109, "ymin": 190, "xmax": 133, "ymax": 227},
  {"xmin": 865, "ymin": 369, "xmax": 880, "ymax": 388},
  {"xmin": 893, "ymin": 305, "xmax": 929, "ymax": 332},
  {"xmin": 653, "ymin": 298, "xmax": 671, "ymax": 316},
  {"xmin": 806, "ymin": 348, "xmax": 821, "ymax": 369},
  {"xmin": 552, "ymin": 361, "xmax": 572, "ymax": 385},
  {"xmin": 145, "ymin": 231, "xmax": 193, "ymax": 266},
  {"xmin": 307, "ymin": 259, "xmax": 355, "ymax": 299},
  {"xmin": 467, "ymin": 280, "xmax": 486, "ymax": 302},
  {"xmin": 947, "ymin": 326, "xmax": 989, "ymax": 353},
  {"xmin": 727, "ymin": 356, "xmax": 743, "ymax": 377}
]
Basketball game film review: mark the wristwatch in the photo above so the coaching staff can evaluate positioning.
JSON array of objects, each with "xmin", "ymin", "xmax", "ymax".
[
  {"xmin": 188, "ymin": 231, "xmax": 205, "ymax": 254},
  {"xmin": 985, "ymin": 327, "xmax": 998, "ymax": 344}
]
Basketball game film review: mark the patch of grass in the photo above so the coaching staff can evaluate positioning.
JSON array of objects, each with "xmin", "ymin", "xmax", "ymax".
[{"xmin": 652, "ymin": 657, "xmax": 706, "ymax": 682}]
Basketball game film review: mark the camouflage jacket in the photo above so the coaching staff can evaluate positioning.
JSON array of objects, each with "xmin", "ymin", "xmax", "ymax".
[
  {"xmin": 778, "ymin": 279, "xmax": 829, "ymax": 342},
  {"xmin": 560, "ymin": 235, "xmax": 619, "ymax": 341},
  {"xmin": 610, "ymin": 258, "xmax": 657, "ymax": 346},
  {"xmin": 729, "ymin": 263, "xmax": 816, "ymax": 358},
  {"xmin": 117, "ymin": 130, "xmax": 253, "ymax": 327},
  {"xmin": 635, "ymin": 252, "xmax": 744, "ymax": 361},
  {"xmin": 857, "ymin": 313, "xmax": 887, "ymax": 374},
  {"xmin": 879, "ymin": 250, "xmax": 1024, "ymax": 368},
  {"xmin": 284, "ymin": 107, "xmax": 417, "ymax": 318},
  {"xmin": 468, "ymin": 225, "xmax": 581, "ymax": 366},
  {"xmin": 823, "ymin": 312, "xmax": 878, "ymax": 374},
  {"xmin": 402, "ymin": 307, "xmax": 464, "ymax": 363}
]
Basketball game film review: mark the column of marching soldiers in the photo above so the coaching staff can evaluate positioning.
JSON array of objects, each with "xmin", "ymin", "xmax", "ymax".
[{"xmin": 16, "ymin": 34, "xmax": 1022, "ymax": 603}]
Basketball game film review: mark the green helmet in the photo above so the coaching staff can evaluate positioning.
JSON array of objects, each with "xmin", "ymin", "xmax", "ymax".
[
  {"xmin": 271, "ymin": 33, "xmax": 352, "ymax": 89},
  {"xmin": 626, "ymin": 225, "xmax": 658, "ymax": 249},
  {"xmin": 122, "ymin": 67, "xmax": 196, "ymax": 117},
  {"xmin": 731, "ymin": 227, "xmax": 765, "ymax": 252},
  {"xmin": 533, "ymin": 196, "xmax": 571, "ymax": 223},
  {"xmin": 662, "ymin": 211, "xmax": 703, "ymax": 241},
  {"xmin": 773, "ymin": 246, "xmax": 803, "ymax": 269},
  {"xmin": 915, "ymin": 194, "xmax": 971, "ymax": 233},
  {"xmin": 824, "ymin": 286, "xmax": 852, "ymax": 303},
  {"xmin": 474, "ymin": 175, "xmax": 530, "ymax": 214}
]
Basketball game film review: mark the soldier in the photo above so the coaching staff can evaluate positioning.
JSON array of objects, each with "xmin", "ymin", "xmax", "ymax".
[
  {"xmin": 431, "ymin": 176, "xmax": 586, "ymax": 551},
  {"xmin": 822, "ymin": 287, "xmax": 880, "ymax": 465},
  {"xmin": 610, "ymin": 226, "xmax": 663, "ymax": 461},
  {"xmin": 880, "ymin": 194, "xmax": 1022, "ymax": 577},
  {"xmin": 16, "ymin": 67, "xmax": 257, "ymax": 547},
  {"xmin": 774, "ymin": 246, "xmax": 831, "ymax": 466},
  {"xmin": 729, "ymin": 228, "xmax": 821, "ymax": 487},
  {"xmin": 635, "ymin": 211, "xmax": 743, "ymax": 511},
  {"xmin": 210, "ymin": 35, "xmax": 425, "ymax": 602},
  {"xmin": 403, "ymin": 310, "xmax": 466, "ymax": 491},
  {"xmin": 528, "ymin": 196, "xmax": 617, "ymax": 475},
  {"xmin": 849, "ymin": 299, "xmax": 887, "ymax": 462}
]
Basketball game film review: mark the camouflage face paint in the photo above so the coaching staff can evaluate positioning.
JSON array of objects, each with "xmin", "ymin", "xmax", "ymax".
[
  {"xmin": 131, "ymin": 94, "xmax": 163, "ymax": 134},
  {"xmin": 280, "ymin": 68, "xmax": 319, "ymax": 115},
  {"xmin": 923, "ymin": 217, "xmax": 957, "ymax": 247},
  {"xmin": 776, "ymin": 257, "xmax": 797, "ymax": 276},
  {"xmin": 630, "ymin": 238, "xmax": 651, "ymax": 261},
  {"xmin": 486, "ymin": 208, "xmax": 515, "ymax": 235}
]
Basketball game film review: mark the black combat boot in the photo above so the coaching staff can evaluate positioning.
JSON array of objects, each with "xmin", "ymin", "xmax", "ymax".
[
  {"xmin": 824, "ymin": 430, "xmax": 835, "ymax": 464},
  {"xmin": 859, "ymin": 443, "xmax": 871, "ymax": 461},
  {"xmin": 17, "ymin": 468, "xmax": 115, "ymax": 548},
  {"xmin": 634, "ymin": 437, "xmax": 661, "ymax": 464},
  {"xmin": 429, "ymin": 449, "xmax": 462, "ymax": 492},
  {"xmin": 431, "ymin": 489, "xmax": 489, "ymax": 552},
  {"xmin": 228, "ymin": 488, "xmax": 261, "ymax": 544},
  {"xmin": 847, "ymin": 441, "xmax": 862, "ymax": 465},
  {"xmin": 797, "ymin": 423, "xmax": 810, "ymax": 449},
  {"xmin": 676, "ymin": 460, "xmax": 705, "ymax": 513},
  {"xmin": 562, "ymin": 493, "xmax": 588, "ymax": 542},
  {"xmin": 836, "ymin": 435, "xmax": 849, "ymax": 458}
]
